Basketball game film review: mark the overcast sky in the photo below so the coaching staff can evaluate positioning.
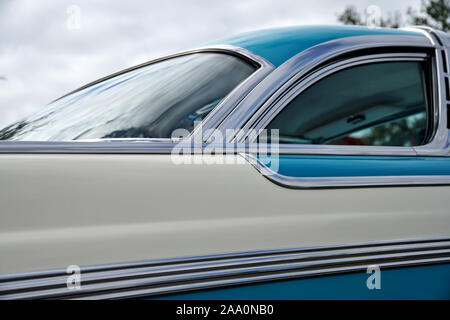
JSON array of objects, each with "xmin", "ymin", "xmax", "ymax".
[{"xmin": 0, "ymin": 0, "xmax": 422, "ymax": 128}]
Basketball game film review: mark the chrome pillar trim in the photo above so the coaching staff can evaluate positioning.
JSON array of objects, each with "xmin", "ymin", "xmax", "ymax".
[
  {"xmin": 1, "ymin": 236, "xmax": 449, "ymax": 299},
  {"xmin": 242, "ymin": 153, "xmax": 450, "ymax": 189},
  {"xmin": 216, "ymin": 34, "xmax": 433, "ymax": 142},
  {"xmin": 406, "ymin": 27, "xmax": 450, "ymax": 156},
  {"xmin": 189, "ymin": 46, "xmax": 275, "ymax": 142}
]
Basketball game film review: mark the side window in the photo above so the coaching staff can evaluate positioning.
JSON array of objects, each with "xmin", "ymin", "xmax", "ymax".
[
  {"xmin": 264, "ymin": 61, "xmax": 430, "ymax": 147},
  {"xmin": 0, "ymin": 53, "xmax": 256, "ymax": 141}
]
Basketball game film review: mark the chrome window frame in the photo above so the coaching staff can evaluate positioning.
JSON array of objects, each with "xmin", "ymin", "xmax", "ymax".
[
  {"xmin": 0, "ymin": 45, "xmax": 275, "ymax": 154},
  {"xmin": 219, "ymin": 30, "xmax": 450, "ymax": 157},
  {"xmin": 240, "ymin": 52, "xmax": 431, "ymax": 155}
]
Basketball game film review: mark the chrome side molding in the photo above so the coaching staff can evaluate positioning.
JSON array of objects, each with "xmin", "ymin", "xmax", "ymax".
[{"xmin": 1, "ymin": 236, "xmax": 449, "ymax": 299}]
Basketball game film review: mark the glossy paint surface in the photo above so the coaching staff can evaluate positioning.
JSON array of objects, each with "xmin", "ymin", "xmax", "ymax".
[
  {"xmin": 1, "ymin": 154, "xmax": 450, "ymax": 274},
  {"xmin": 257, "ymin": 154, "xmax": 450, "ymax": 177},
  {"xmin": 213, "ymin": 25, "xmax": 425, "ymax": 67},
  {"xmin": 155, "ymin": 263, "xmax": 450, "ymax": 300}
]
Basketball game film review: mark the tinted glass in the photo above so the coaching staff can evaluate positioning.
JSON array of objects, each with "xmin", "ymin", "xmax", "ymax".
[
  {"xmin": 0, "ymin": 53, "xmax": 255, "ymax": 141},
  {"xmin": 264, "ymin": 61, "xmax": 429, "ymax": 147}
]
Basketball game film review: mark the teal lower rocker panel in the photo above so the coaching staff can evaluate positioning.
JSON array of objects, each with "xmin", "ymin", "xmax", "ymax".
[{"xmin": 153, "ymin": 263, "xmax": 450, "ymax": 300}]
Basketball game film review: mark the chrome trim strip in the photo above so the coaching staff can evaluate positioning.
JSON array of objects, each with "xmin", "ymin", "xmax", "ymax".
[
  {"xmin": 242, "ymin": 153, "xmax": 450, "ymax": 189},
  {"xmin": 0, "ymin": 141, "xmax": 421, "ymax": 155},
  {"xmin": 85, "ymin": 257, "xmax": 450, "ymax": 300},
  {"xmin": 1, "ymin": 236, "xmax": 449, "ymax": 299},
  {"xmin": 0, "ymin": 140, "xmax": 176, "ymax": 154},
  {"xmin": 4, "ymin": 241, "xmax": 450, "ymax": 293},
  {"xmin": 252, "ymin": 143, "xmax": 418, "ymax": 156}
]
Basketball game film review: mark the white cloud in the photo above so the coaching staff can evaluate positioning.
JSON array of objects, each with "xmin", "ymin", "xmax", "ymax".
[{"xmin": 0, "ymin": 0, "xmax": 421, "ymax": 128}]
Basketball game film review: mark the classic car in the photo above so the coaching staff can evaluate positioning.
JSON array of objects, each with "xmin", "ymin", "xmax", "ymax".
[{"xmin": 0, "ymin": 25, "xmax": 449, "ymax": 299}]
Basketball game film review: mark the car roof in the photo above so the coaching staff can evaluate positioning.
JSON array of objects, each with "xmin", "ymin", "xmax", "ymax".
[{"xmin": 211, "ymin": 25, "xmax": 426, "ymax": 67}]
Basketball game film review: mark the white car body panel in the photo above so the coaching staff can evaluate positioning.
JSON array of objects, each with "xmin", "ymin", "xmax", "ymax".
[{"xmin": 1, "ymin": 154, "xmax": 449, "ymax": 274}]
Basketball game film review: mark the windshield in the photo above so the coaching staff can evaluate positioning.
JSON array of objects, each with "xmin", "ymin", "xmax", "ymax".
[{"xmin": 0, "ymin": 52, "xmax": 255, "ymax": 141}]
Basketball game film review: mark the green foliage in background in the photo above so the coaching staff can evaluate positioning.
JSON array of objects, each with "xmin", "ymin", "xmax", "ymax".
[{"xmin": 338, "ymin": 0, "xmax": 450, "ymax": 31}]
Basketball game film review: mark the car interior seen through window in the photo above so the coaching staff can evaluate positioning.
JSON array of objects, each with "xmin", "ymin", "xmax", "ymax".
[{"xmin": 263, "ymin": 61, "xmax": 430, "ymax": 147}]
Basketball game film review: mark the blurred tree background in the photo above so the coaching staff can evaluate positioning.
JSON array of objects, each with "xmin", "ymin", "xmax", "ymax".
[{"xmin": 337, "ymin": 0, "xmax": 450, "ymax": 31}]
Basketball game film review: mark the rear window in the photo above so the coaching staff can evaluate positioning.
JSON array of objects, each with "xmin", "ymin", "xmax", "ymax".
[{"xmin": 0, "ymin": 53, "xmax": 256, "ymax": 141}]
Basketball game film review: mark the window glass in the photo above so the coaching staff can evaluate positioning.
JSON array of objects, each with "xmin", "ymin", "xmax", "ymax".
[
  {"xmin": 0, "ymin": 53, "xmax": 255, "ymax": 141},
  {"xmin": 264, "ymin": 61, "xmax": 429, "ymax": 147}
]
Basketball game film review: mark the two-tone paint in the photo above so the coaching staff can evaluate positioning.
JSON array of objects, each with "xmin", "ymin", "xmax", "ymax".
[{"xmin": 0, "ymin": 25, "xmax": 449, "ymax": 299}]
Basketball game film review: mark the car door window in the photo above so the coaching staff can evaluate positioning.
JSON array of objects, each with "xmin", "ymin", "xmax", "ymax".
[{"xmin": 264, "ymin": 61, "xmax": 430, "ymax": 147}]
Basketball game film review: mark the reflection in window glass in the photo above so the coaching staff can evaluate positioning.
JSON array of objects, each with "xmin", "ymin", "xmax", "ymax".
[
  {"xmin": 0, "ymin": 53, "xmax": 255, "ymax": 141},
  {"xmin": 328, "ymin": 112, "xmax": 427, "ymax": 146},
  {"xmin": 264, "ymin": 61, "xmax": 429, "ymax": 147}
]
